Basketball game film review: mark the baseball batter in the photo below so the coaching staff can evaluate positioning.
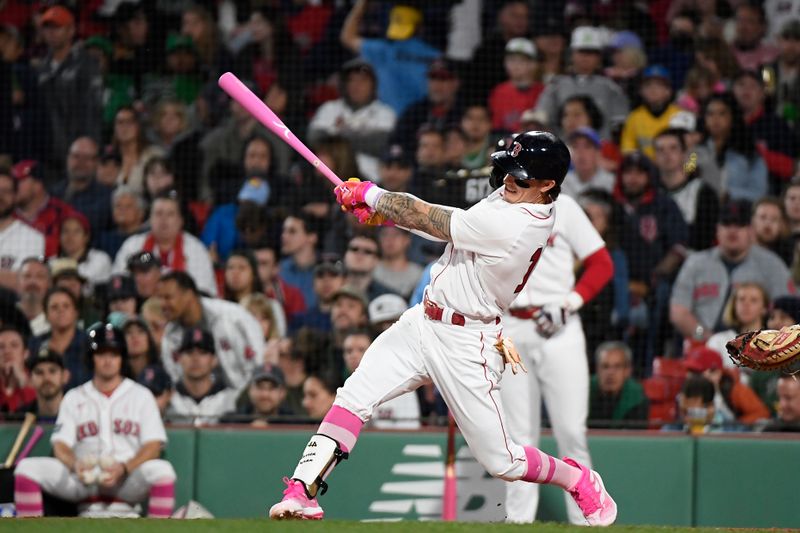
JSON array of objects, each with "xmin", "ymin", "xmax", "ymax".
[
  {"xmin": 14, "ymin": 323, "xmax": 176, "ymax": 518},
  {"xmin": 501, "ymin": 193, "xmax": 613, "ymax": 523},
  {"xmin": 269, "ymin": 132, "xmax": 617, "ymax": 526}
]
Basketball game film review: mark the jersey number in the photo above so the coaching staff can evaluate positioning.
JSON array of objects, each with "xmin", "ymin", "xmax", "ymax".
[{"xmin": 514, "ymin": 248, "xmax": 543, "ymax": 294}]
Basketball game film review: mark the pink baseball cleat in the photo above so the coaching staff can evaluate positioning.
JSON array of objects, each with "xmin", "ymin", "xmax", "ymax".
[
  {"xmin": 563, "ymin": 457, "xmax": 618, "ymax": 526},
  {"xmin": 268, "ymin": 477, "xmax": 324, "ymax": 520}
]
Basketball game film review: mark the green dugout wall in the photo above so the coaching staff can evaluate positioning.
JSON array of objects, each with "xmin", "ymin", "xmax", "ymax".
[{"xmin": 0, "ymin": 425, "xmax": 796, "ymax": 528}]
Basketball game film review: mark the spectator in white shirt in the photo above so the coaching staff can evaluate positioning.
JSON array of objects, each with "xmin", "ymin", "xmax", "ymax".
[
  {"xmin": 57, "ymin": 212, "xmax": 111, "ymax": 295},
  {"xmin": 562, "ymin": 127, "xmax": 615, "ymax": 198},
  {"xmin": 308, "ymin": 58, "xmax": 397, "ymax": 180},
  {"xmin": 16, "ymin": 258, "xmax": 51, "ymax": 336},
  {"xmin": 113, "ymin": 191, "xmax": 217, "ymax": 296},
  {"xmin": 157, "ymin": 271, "xmax": 263, "ymax": 391},
  {"xmin": 0, "ymin": 170, "xmax": 45, "ymax": 291}
]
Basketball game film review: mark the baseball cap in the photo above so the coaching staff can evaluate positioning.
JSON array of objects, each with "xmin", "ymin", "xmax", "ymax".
[
  {"xmin": 381, "ymin": 144, "xmax": 413, "ymax": 167},
  {"xmin": 620, "ymin": 151, "xmax": 655, "ymax": 174},
  {"xmin": 718, "ymin": 200, "xmax": 752, "ymax": 226},
  {"xmin": 341, "ymin": 57, "xmax": 375, "ymax": 78},
  {"xmin": 251, "ymin": 363, "xmax": 285, "ymax": 387},
  {"xmin": 11, "ymin": 160, "xmax": 44, "ymax": 182},
  {"xmin": 368, "ymin": 294, "xmax": 407, "ymax": 324},
  {"xmin": 139, "ymin": 365, "xmax": 173, "ymax": 396},
  {"xmin": 108, "ymin": 274, "xmax": 137, "ymax": 302},
  {"xmin": 100, "ymin": 144, "xmax": 122, "ymax": 164},
  {"xmin": 519, "ymin": 108, "xmax": 548, "ymax": 128},
  {"xmin": 314, "ymin": 255, "xmax": 345, "ymax": 276},
  {"xmin": 166, "ymin": 33, "xmax": 196, "ymax": 54},
  {"xmin": 568, "ymin": 126, "xmax": 601, "ymax": 148},
  {"xmin": 683, "ymin": 346, "xmax": 723, "ymax": 373},
  {"xmin": 505, "ymin": 38, "xmax": 536, "ymax": 59},
  {"xmin": 84, "ymin": 35, "xmax": 113, "ymax": 58},
  {"xmin": 570, "ymin": 26, "xmax": 605, "ymax": 51},
  {"xmin": 669, "ymin": 111, "xmax": 697, "ymax": 132},
  {"xmin": 26, "ymin": 344, "xmax": 64, "ymax": 372},
  {"xmin": 238, "ymin": 177, "xmax": 270, "ymax": 207},
  {"xmin": 780, "ymin": 19, "xmax": 800, "ymax": 40},
  {"xmin": 386, "ymin": 5, "xmax": 422, "ymax": 41},
  {"xmin": 49, "ymin": 257, "xmax": 85, "ymax": 282},
  {"xmin": 332, "ymin": 286, "xmax": 368, "ymax": 309},
  {"xmin": 610, "ymin": 30, "xmax": 643, "ymax": 50},
  {"xmin": 41, "ymin": 6, "xmax": 75, "ymax": 27},
  {"xmin": 642, "ymin": 65, "xmax": 671, "ymax": 83},
  {"xmin": 428, "ymin": 57, "xmax": 457, "ymax": 80},
  {"xmin": 178, "ymin": 326, "xmax": 215, "ymax": 354},
  {"xmin": 127, "ymin": 251, "xmax": 160, "ymax": 271},
  {"xmin": 771, "ymin": 296, "xmax": 800, "ymax": 323}
]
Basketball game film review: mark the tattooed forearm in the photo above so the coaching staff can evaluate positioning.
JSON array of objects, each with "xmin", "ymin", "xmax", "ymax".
[{"xmin": 375, "ymin": 192, "xmax": 454, "ymax": 241}]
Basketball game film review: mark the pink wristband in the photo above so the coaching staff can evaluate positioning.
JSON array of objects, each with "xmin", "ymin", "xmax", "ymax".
[{"xmin": 364, "ymin": 186, "xmax": 386, "ymax": 208}]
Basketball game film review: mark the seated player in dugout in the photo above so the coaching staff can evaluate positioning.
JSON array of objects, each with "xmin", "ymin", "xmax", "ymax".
[
  {"xmin": 14, "ymin": 322, "xmax": 176, "ymax": 518},
  {"xmin": 269, "ymin": 132, "xmax": 618, "ymax": 526}
]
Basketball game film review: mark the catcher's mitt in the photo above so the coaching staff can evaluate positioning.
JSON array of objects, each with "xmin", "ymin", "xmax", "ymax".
[{"xmin": 726, "ymin": 324, "xmax": 800, "ymax": 372}]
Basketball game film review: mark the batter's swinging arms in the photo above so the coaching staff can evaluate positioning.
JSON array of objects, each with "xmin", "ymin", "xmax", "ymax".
[{"xmin": 268, "ymin": 131, "xmax": 617, "ymax": 526}]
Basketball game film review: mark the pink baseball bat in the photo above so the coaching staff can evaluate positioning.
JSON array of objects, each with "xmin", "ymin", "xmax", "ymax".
[
  {"xmin": 218, "ymin": 72, "xmax": 343, "ymax": 187},
  {"xmin": 441, "ymin": 413, "xmax": 457, "ymax": 521},
  {"xmin": 15, "ymin": 425, "xmax": 44, "ymax": 465}
]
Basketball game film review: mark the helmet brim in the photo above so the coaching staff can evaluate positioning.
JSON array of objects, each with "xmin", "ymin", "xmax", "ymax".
[{"xmin": 490, "ymin": 151, "xmax": 530, "ymax": 181}]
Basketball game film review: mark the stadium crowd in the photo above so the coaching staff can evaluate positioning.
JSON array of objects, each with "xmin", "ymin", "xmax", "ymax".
[{"xmin": 1, "ymin": 0, "xmax": 800, "ymax": 434}]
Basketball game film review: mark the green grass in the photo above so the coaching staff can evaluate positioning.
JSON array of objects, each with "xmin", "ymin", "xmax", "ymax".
[{"xmin": 0, "ymin": 520, "xmax": 790, "ymax": 533}]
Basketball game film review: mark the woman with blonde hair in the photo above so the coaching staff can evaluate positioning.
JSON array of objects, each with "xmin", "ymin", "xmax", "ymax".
[
  {"xmin": 706, "ymin": 281, "xmax": 769, "ymax": 378},
  {"xmin": 242, "ymin": 292, "xmax": 282, "ymax": 364}
]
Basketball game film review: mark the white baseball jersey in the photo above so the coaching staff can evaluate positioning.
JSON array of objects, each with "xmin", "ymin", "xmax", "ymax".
[
  {"xmin": 161, "ymin": 297, "xmax": 265, "ymax": 391},
  {"xmin": 167, "ymin": 381, "xmax": 238, "ymax": 425},
  {"xmin": 0, "ymin": 220, "xmax": 44, "ymax": 271},
  {"xmin": 51, "ymin": 379, "xmax": 167, "ymax": 463},
  {"xmin": 427, "ymin": 189, "xmax": 556, "ymax": 319},
  {"xmin": 112, "ymin": 231, "xmax": 218, "ymax": 296},
  {"xmin": 502, "ymin": 194, "xmax": 606, "ymax": 525},
  {"xmin": 512, "ymin": 194, "xmax": 605, "ymax": 308}
]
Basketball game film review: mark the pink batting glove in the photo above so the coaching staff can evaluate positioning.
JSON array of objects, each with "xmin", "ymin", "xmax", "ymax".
[
  {"xmin": 334, "ymin": 178, "xmax": 377, "ymax": 207},
  {"xmin": 353, "ymin": 205, "xmax": 395, "ymax": 226}
]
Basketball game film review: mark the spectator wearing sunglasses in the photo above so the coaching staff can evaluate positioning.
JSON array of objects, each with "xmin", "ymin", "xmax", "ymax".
[{"xmin": 343, "ymin": 232, "xmax": 397, "ymax": 302}]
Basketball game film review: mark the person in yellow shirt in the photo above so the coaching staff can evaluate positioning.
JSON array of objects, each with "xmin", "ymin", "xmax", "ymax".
[{"xmin": 621, "ymin": 65, "xmax": 681, "ymax": 158}]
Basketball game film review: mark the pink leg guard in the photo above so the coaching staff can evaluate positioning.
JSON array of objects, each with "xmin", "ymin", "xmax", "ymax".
[
  {"xmin": 147, "ymin": 478, "xmax": 175, "ymax": 518},
  {"xmin": 317, "ymin": 405, "xmax": 364, "ymax": 452},
  {"xmin": 522, "ymin": 446, "xmax": 582, "ymax": 490},
  {"xmin": 14, "ymin": 475, "xmax": 44, "ymax": 517}
]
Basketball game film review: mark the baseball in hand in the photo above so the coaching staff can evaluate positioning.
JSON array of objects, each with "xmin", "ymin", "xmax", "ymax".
[{"xmin": 80, "ymin": 469, "xmax": 98, "ymax": 485}]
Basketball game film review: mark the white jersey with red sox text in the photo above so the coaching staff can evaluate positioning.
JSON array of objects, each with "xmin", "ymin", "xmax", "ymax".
[
  {"xmin": 426, "ymin": 188, "xmax": 555, "ymax": 318},
  {"xmin": 513, "ymin": 194, "xmax": 605, "ymax": 307},
  {"xmin": 51, "ymin": 379, "xmax": 167, "ymax": 463}
]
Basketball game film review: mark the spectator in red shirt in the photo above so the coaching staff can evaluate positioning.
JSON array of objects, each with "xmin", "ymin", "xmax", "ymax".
[
  {"xmin": 489, "ymin": 38, "xmax": 544, "ymax": 132},
  {"xmin": 12, "ymin": 160, "xmax": 77, "ymax": 258},
  {"xmin": 0, "ymin": 325, "xmax": 35, "ymax": 414}
]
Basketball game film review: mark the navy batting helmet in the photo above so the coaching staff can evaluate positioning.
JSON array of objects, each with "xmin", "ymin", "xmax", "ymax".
[
  {"xmin": 86, "ymin": 322, "xmax": 132, "ymax": 377},
  {"xmin": 489, "ymin": 131, "xmax": 571, "ymax": 194},
  {"xmin": 87, "ymin": 322, "xmax": 127, "ymax": 357}
]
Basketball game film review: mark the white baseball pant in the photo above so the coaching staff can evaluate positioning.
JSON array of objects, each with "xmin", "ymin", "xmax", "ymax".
[
  {"xmin": 500, "ymin": 314, "xmax": 591, "ymax": 524},
  {"xmin": 15, "ymin": 457, "xmax": 176, "ymax": 505},
  {"xmin": 336, "ymin": 304, "xmax": 529, "ymax": 481}
]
